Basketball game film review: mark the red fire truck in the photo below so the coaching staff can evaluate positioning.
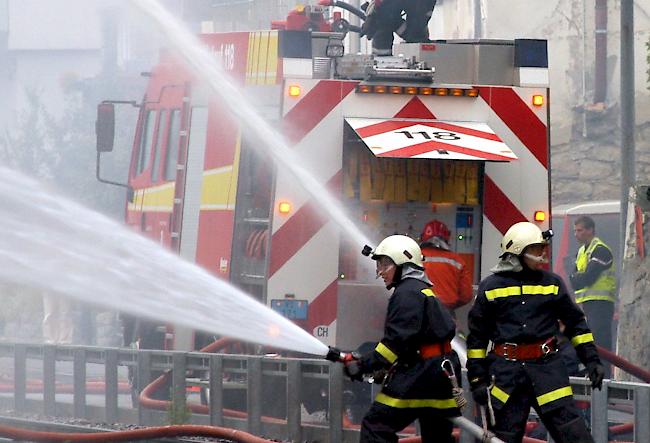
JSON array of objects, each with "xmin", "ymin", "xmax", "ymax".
[{"xmin": 96, "ymin": 8, "xmax": 551, "ymax": 351}]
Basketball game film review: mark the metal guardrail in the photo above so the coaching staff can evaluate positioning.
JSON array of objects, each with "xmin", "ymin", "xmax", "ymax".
[{"xmin": 0, "ymin": 342, "xmax": 649, "ymax": 442}]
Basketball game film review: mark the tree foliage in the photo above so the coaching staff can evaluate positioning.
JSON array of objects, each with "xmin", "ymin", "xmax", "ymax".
[{"xmin": 0, "ymin": 76, "xmax": 138, "ymax": 219}]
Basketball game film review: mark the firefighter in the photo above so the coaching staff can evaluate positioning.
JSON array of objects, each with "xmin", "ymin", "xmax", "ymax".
[
  {"xmin": 420, "ymin": 220, "xmax": 473, "ymax": 312},
  {"xmin": 466, "ymin": 222, "xmax": 604, "ymax": 443},
  {"xmin": 361, "ymin": 0, "xmax": 437, "ymax": 56},
  {"xmin": 567, "ymin": 215, "xmax": 616, "ymax": 359},
  {"xmin": 344, "ymin": 235, "xmax": 460, "ymax": 443}
]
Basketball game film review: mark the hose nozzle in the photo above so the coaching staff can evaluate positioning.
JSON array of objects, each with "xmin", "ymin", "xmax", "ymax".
[
  {"xmin": 326, "ymin": 346, "xmax": 345, "ymax": 362},
  {"xmin": 326, "ymin": 346, "xmax": 358, "ymax": 363}
]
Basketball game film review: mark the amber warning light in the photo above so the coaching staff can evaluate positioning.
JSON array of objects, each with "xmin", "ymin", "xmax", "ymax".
[
  {"xmin": 288, "ymin": 85, "xmax": 301, "ymax": 97},
  {"xmin": 534, "ymin": 210, "xmax": 546, "ymax": 222},
  {"xmin": 532, "ymin": 95, "xmax": 544, "ymax": 107},
  {"xmin": 279, "ymin": 202, "xmax": 292, "ymax": 214}
]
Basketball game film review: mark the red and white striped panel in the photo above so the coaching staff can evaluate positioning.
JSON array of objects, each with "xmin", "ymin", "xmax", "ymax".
[
  {"xmin": 270, "ymin": 79, "xmax": 358, "ymax": 346},
  {"xmin": 479, "ymin": 86, "xmax": 550, "ymax": 276}
]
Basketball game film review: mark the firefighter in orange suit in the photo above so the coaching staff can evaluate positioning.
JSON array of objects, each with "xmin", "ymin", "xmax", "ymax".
[
  {"xmin": 343, "ymin": 235, "xmax": 461, "ymax": 443},
  {"xmin": 420, "ymin": 220, "xmax": 473, "ymax": 311},
  {"xmin": 466, "ymin": 222, "xmax": 604, "ymax": 443}
]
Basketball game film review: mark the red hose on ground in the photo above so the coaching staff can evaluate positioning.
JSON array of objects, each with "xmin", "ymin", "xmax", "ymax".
[
  {"xmin": 138, "ymin": 338, "xmax": 284, "ymax": 423},
  {"xmin": 609, "ymin": 422, "xmax": 634, "ymax": 436},
  {"xmin": 0, "ymin": 423, "xmax": 272, "ymax": 442}
]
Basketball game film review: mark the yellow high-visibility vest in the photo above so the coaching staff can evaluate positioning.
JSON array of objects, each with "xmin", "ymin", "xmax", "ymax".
[{"xmin": 574, "ymin": 237, "xmax": 616, "ymax": 303}]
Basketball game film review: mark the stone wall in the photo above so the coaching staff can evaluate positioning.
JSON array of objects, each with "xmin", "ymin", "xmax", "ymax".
[
  {"xmin": 552, "ymin": 107, "xmax": 650, "ymax": 205},
  {"xmin": 616, "ymin": 187, "xmax": 650, "ymax": 380}
]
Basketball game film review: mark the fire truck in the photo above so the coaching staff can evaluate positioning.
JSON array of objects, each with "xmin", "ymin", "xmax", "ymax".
[{"xmin": 96, "ymin": 6, "xmax": 551, "ymax": 352}]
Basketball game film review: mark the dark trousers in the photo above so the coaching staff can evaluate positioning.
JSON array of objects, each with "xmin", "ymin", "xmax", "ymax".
[
  {"xmin": 360, "ymin": 402, "xmax": 453, "ymax": 443},
  {"xmin": 372, "ymin": 0, "xmax": 436, "ymax": 52},
  {"xmin": 491, "ymin": 382, "xmax": 593, "ymax": 443},
  {"xmin": 581, "ymin": 300, "xmax": 614, "ymax": 377}
]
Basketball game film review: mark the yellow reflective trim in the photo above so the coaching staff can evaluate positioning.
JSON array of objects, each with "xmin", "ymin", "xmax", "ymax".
[
  {"xmin": 522, "ymin": 285, "xmax": 559, "ymax": 295},
  {"xmin": 490, "ymin": 385, "xmax": 510, "ymax": 404},
  {"xmin": 265, "ymin": 31, "xmax": 279, "ymax": 85},
  {"xmin": 571, "ymin": 333, "xmax": 594, "ymax": 347},
  {"xmin": 256, "ymin": 32, "xmax": 270, "ymax": 85},
  {"xmin": 575, "ymin": 295, "xmax": 615, "ymax": 303},
  {"xmin": 375, "ymin": 342, "xmax": 398, "ymax": 364},
  {"xmin": 246, "ymin": 33, "xmax": 255, "ymax": 84},
  {"xmin": 128, "ymin": 182, "xmax": 175, "ymax": 212},
  {"xmin": 201, "ymin": 135, "xmax": 241, "ymax": 211},
  {"xmin": 537, "ymin": 386, "xmax": 573, "ymax": 406},
  {"xmin": 485, "ymin": 286, "xmax": 521, "ymax": 301},
  {"xmin": 375, "ymin": 392, "xmax": 457, "ymax": 409},
  {"xmin": 467, "ymin": 349, "xmax": 487, "ymax": 359},
  {"xmin": 421, "ymin": 288, "xmax": 436, "ymax": 297},
  {"xmin": 201, "ymin": 165, "xmax": 235, "ymax": 209}
]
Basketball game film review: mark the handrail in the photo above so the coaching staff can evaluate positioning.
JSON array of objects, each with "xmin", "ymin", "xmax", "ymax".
[{"xmin": 1, "ymin": 341, "xmax": 648, "ymax": 443}]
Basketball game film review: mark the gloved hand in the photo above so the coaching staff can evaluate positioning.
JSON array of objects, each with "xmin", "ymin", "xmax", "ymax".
[
  {"xmin": 586, "ymin": 361, "xmax": 605, "ymax": 390},
  {"xmin": 470, "ymin": 382, "xmax": 489, "ymax": 406},
  {"xmin": 344, "ymin": 359, "xmax": 364, "ymax": 381},
  {"xmin": 360, "ymin": 0, "xmax": 381, "ymax": 40}
]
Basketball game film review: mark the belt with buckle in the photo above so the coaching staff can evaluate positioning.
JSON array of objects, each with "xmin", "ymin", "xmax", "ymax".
[
  {"xmin": 493, "ymin": 337, "xmax": 558, "ymax": 361},
  {"xmin": 419, "ymin": 342, "xmax": 452, "ymax": 359}
]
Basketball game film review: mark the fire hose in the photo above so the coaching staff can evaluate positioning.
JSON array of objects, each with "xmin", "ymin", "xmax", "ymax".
[
  {"xmin": 597, "ymin": 345, "xmax": 650, "ymax": 383},
  {"xmin": 0, "ymin": 423, "xmax": 272, "ymax": 442},
  {"xmin": 318, "ymin": 0, "xmax": 367, "ymax": 20}
]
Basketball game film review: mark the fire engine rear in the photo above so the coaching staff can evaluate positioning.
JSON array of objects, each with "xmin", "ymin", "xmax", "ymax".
[{"xmin": 96, "ymin": 9, "xmax": 551, "ymax": 352}]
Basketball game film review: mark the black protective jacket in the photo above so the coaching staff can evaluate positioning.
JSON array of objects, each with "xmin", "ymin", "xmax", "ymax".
[
  {"xmin": 359, "ymin": 277, "xmax": 460, "ymax": 415},
  {"xmin": 466, "ymin": 268, "xmax": 601, "ymax": 413}
]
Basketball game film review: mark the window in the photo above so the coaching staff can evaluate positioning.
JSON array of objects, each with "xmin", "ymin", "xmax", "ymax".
[
  {"xmin": 151, "ymin": 110, "xmax": 167, "ymax": 183},
  {"xmin": 164, "ymin": 109, "xmax": 181, "ymax": 181},
  {"xmin": 136, "ymin": 110, "xmax": 156, "ymax": 175}
]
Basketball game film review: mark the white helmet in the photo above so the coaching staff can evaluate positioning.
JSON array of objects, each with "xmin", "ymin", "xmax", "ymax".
[
  {"xmin": 371, "ymin": 235, "xmax": 424, "ymax": 268},
  {"xmin": 500, "ymin": 222, "xmax": 548, "ymax": 256}
]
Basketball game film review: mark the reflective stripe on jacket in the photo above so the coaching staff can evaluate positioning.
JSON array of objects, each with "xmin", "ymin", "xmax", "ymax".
[{"xmin": 575, "ymin": 237, "xmax": 616, "ymax": 303}]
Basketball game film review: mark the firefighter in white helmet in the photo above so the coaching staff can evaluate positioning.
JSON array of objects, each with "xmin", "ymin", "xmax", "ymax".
[
  {"xmin": 466, "ymin": 222, "xmax": 604, "ymax": 443},
  {"xmin": 343, "ymin": 235, "xmax": 461, "ymax": 443}
]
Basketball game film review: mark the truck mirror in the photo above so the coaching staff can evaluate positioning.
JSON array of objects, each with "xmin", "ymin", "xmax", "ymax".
[{"xmin": 96, "ymin": 103, "xmax": 115, "ymax": 153}]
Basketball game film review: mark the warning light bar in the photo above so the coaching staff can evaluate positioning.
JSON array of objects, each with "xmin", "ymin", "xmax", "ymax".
[{"xmin": 357, "ymin": 85, "xmax": 479, "ymax": 98}]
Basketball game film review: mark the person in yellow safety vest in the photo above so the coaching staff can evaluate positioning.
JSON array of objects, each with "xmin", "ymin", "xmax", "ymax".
[
  {"xmin": 567, "ymin": 215, "xmax": 616, "ymax": 376},
  {"xmin": 343, "ymin": 235, "xmax": 461, "ymax": 443},
  {"xmin": 466, "ymin": 222, "xmax": 604, "ymax": 443}
]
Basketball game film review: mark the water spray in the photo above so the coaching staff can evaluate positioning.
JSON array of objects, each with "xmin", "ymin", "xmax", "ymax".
[{"xmin": 0, "ymin": 167, "xmax": 328, "ymax": 357}]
